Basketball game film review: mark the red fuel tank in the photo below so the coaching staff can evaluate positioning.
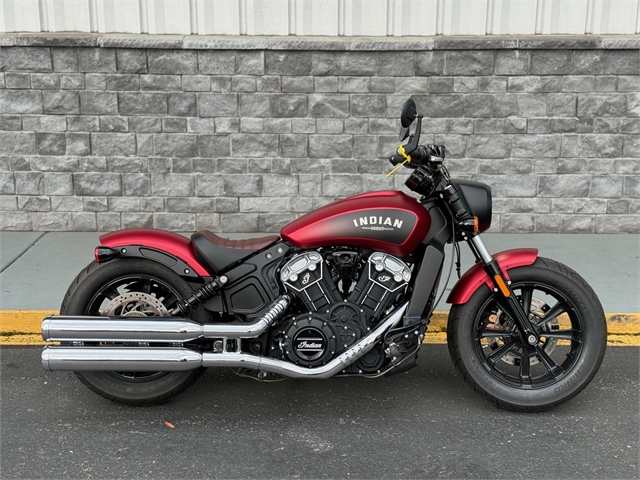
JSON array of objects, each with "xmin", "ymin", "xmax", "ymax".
[{"xmin": 281, "ymin": 191, "xmax": 431, "ymax": 257}]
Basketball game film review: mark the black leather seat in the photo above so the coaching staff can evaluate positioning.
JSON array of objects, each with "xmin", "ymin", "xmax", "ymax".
[{"xmin": 191, "ymin": 230, "xmax": 280, "ymax": 273}]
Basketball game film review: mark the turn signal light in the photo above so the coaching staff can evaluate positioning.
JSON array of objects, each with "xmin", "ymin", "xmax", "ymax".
[{"xmin": 458, "ymin": 216, "xmax": 480, "ymax": 234}]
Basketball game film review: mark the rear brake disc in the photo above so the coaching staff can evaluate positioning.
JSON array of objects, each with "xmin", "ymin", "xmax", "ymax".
[{"xmin": 103, "ymin": 292, "xmax": 169, "ymax": 317}]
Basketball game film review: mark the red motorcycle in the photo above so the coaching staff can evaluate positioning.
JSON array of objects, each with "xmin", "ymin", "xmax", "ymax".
[{"xmin": 41, "ymin": 100, "xmax": 607, "ymax": 411}]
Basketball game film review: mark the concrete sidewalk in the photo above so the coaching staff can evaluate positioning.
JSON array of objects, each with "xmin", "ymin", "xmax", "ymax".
[{"xmin": 1, "ymin": 231, "xmax": 638, "ymax": 344}]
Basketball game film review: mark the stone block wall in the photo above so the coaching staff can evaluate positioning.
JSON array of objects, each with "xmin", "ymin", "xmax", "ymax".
[{"xmin": 0, "ymin": 34, "xmax": 639, "ymax": 233}]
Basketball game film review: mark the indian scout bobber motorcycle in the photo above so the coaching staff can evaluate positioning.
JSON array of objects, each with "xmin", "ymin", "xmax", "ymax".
[{"xmin": 41, "ymin": 99, "xmax": 607, "ymax": 411}]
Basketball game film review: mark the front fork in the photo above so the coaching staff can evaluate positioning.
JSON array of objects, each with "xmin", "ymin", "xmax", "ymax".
[
  {"xmin": 467, "ymin": 235, "xmax": 539, "ymax": 346},
  {"xmin": 440, "ymin": 181, "xmax": 538, "ymax": 345}
]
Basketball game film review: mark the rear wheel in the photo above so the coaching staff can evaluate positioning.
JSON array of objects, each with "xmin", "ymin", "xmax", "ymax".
[
  {"xmin": 447, "ymin": 257, "xmax": 607, "ymax": 411},
  {"xmin": 61, "ymin": 258, "xmax": 207, "ymax": 405}
]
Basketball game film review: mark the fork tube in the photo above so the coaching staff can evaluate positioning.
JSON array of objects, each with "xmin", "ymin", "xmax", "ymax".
[
  {"xmin": 467, "ymin": 235, "xmax": 539, "ymax": 345},
  {"xmin": 469, "ymin": 235, "xmax": 493, "ymax": 265}
]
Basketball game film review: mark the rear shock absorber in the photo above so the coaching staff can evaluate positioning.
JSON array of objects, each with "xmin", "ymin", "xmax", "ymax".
[{"xmin": 171, "ymin": 275, "xmax": 229, "ymax": 316}]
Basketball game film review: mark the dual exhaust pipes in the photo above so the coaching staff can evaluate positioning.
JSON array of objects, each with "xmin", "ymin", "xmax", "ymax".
[
  {"xmin": 41, "ymin": 297, "xmax": 408, "ymax": 379},
  {"xmin": 42, "ymin": 295, "xmax": 292, "ymax": 344}
]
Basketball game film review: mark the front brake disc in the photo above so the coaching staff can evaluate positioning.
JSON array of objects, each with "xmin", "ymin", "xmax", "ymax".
[{"xmin": 487, "ymin": 297, "xmax": 559, "ymax": 366}]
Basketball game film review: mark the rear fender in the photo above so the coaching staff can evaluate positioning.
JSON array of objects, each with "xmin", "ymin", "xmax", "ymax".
[
  {"xmin": 99, "ymin": 228, "xmax": 212, "ymax": 278},
  {"xmin": 446, "ymin": 248, "xmax": 538, "ymax": 305}
]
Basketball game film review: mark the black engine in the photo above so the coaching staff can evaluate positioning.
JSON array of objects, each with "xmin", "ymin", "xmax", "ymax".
[{"xmin": 270, "ymin": 249, "xmax": 412, "ymax": 373}]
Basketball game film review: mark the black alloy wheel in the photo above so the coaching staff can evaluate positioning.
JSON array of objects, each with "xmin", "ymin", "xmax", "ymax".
[
  {"xmin": 473, "ymin": 281, "xmax": 583, "ymax": 390},
  {"xmin": 60, "ymin": 258, "xmax": 208, "ymax": 405},
  {"xmin": 84, "ymin": 274, "xmax": 184, "ymax": 380},
  {"xmin": 447, "ymin": 257, "xmax": 607, "ymax": 411}
]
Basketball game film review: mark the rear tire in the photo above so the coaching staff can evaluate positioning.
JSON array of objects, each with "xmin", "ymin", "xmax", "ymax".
[
  {"xmin": 447, "ymin": 257, "xmax": 607, "ymax": 411},
  {"xmin": 61, "ymin": 258, "xmax": 207, "ymax": 405}
]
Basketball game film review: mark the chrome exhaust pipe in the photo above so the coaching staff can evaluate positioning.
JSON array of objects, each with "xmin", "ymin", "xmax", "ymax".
[
  {"xmin": 42, "ymin": 295, "xmax": 290, "ymax": 343},
  {"xmin": 42, "ymin": 303, "xmax": 408, "ymax": 377},
  {"xmin": 205, "ymin": 302, "xmax": 407, "ymax": 379},
  {"xmin": 42, "ymin": 346, "xmax": 202, "ymax": 372}
]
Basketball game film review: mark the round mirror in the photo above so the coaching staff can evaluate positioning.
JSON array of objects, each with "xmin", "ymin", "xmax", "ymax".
[{"xmin": 400, "ymin": 99, "xmax": 417, "ymax": 128}]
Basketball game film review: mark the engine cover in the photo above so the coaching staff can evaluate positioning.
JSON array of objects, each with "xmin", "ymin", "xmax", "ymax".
[
  {"xmin": 274, "ymin": 249, "xmax": 412, "ymax": 371},
  {"xmin": 328, "ymin": 302, "xmax": 366, "ymax": 349},
  {"xmin": 349, "ymin": 252, "xmax": 412, "ymax": 323},
  {"xmin": 280, "ymin": 251, "xmax": 341, "ymax": 313},
  {"xmin": 282, "ymin": 314, "xmax": 337, "ymax": 367}
]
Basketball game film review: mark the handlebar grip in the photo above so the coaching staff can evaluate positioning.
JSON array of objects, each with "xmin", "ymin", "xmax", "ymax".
[
  {"xmin": 409, "ymin": 145, "xmax": 429, "ymax": 162},
  {"xmin": 389, "ymin": 154, "xmax": 406, "ymax": 165}
]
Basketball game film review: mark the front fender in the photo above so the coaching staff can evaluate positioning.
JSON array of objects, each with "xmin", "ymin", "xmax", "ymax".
[
  {"xmin": 446, "ymin": 248, "xmax": 538, "ymax": 305},
  {"xmin": 100, "ymin": 228, "xmax": 212, "ymax": 277}
]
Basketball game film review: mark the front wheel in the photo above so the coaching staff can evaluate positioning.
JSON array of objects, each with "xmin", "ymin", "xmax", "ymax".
[
  {"xmin": 447, "ymin": 257, "xmax": 607, "ymax": 411},
  {"xmin": 60, "ymin": 258, "xmax": 208, "ymax": 405}
]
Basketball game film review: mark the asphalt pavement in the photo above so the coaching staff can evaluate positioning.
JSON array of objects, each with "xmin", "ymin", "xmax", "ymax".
[{"xmin": 1, "ymin": 345, "xmax": 638, "ymax": 479}]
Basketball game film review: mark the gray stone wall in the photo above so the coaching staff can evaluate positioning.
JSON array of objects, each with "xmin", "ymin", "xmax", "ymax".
[{"xmin": 0, "ymin": 35, "xmax": 639, "ymax": 233}]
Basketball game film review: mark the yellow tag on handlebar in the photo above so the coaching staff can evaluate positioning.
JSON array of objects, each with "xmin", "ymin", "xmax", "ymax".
[{"xmin": 386, "ymin": 144, "xmax": 411, "ymax": 177}]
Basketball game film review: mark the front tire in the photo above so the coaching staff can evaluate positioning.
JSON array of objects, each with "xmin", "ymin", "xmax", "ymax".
[
  {"xmin": 61, "ymin": 258, "xmax": 207, "ymax": 405},
  {"xmin": 447, "ymin": 257, "xmax": 607, "ymax": 411}
]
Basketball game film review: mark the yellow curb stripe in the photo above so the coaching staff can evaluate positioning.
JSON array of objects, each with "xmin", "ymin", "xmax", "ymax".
[
  {"xmin": 0, "ymin": 334, "xmax": 49, "ymax": 345},
  {"xmin": 1, "ymin": 310, "xmax": 639, "ymax": 346},
  {"xmin": 0, "ymin": 310, "xmax": 58, "ymax": 335},
  {"xmin": 604, "ymin": 313, "xmax": 640, "ymax": 334}
]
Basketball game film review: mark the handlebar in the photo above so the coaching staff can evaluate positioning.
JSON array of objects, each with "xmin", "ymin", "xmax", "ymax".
[
  {"xmin": 388, "ymin": 145, "xmax": 439, "ymax": 168},
  {"xmin": 390, "ymin": 101, "xmax": 473, "ymax": 228},
  {"xmin": 408, "ymin": 145, "xmax": 429, "ymax": 162}
]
